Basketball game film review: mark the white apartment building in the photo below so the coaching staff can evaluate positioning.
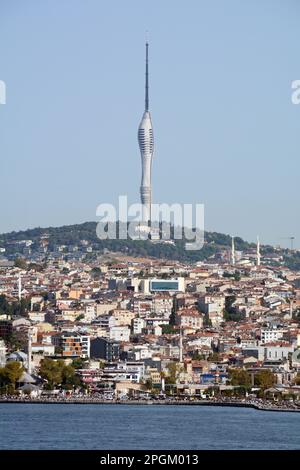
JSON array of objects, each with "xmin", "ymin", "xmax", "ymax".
[
  {"xmin": 261, "ymin": 328, "xmax": 284, "ymax": 344},
  {"xmin": 263, "ymin": 343, "xmax": 294, "ymax": 361},
  {"xmin": 84, "ymin": 303, "xmax": 96, "ymax": 322},
  {"xmin": 152, "ymin": 296, "xmax": 173, "ymax": 318},
  {"xmin": 132, "ymin": 317, "xmax": 145, "ymax": 335},
  {"xmin": 109, "ymin": 326, "xmax": 131, "ymax": 342}
]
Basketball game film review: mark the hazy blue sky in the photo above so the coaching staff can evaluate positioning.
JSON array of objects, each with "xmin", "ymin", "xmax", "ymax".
[{"xmin": 0, "ymin": 0, "xmax": 299, "ymax": 248}]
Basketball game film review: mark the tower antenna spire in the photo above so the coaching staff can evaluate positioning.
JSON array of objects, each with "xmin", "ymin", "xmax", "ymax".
[{"xmin": 145, "ymin": 38, "xmax": 149, "ymax": 111}]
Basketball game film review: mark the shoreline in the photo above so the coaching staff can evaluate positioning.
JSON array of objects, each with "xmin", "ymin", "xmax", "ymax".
[{"xmin": 0, "ymin": 398, "xmax": 299, "ymax": 413}]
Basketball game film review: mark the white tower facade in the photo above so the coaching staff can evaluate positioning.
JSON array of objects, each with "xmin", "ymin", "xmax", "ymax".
[{"xmin": 138, "ymin": 42, "xmax": 154, "ymax": 223}]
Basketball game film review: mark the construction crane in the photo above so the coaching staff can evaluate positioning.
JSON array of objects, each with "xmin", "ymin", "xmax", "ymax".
[{"xmin": 280, "ymin": 237, "xmax": 295, "ymax": 251}]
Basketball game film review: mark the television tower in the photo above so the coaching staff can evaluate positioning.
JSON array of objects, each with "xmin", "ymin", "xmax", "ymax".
[
  {"xmin": 138, "ymin": 41, "xmax": 154, "ymax": 223},
  {"xmin": 256, "ymin": 236, "xmax": 261, "ymax": 267}
]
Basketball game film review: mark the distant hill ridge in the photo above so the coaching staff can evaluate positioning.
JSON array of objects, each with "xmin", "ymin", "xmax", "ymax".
[{"xmin": 0, "ymin": 221, "xmax": 299, "ymax": 268}]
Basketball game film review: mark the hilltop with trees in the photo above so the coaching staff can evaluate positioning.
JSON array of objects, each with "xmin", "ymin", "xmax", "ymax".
[{"xmin": 0, "ymin": 221, "xmax": 299, "ymax": 269}]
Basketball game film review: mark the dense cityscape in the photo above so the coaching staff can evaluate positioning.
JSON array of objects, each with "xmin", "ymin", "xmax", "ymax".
[
  {"xmin": 1, "ymin": 1, "xmax": 300, "ymax": 457},
  {"xmin": 0, "ymin": 36, "xmax": 299, "ymax": 415},
  {"xmin": 0, "ymin": 232, "xmax": 300, "ymax": 411}
]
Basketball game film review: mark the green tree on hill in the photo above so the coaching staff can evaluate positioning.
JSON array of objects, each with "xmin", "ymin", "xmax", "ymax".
[
  {"xmin": 39, "ymin": 358, "xmax": 81, "ymax": 390},
  {"xmin": 90, "ymin": 267, "xmax": 102, "ymax": 279},
  {"xmin": 254, "ymin": 370, "xmax": 275, "ymax": 390},
  {"xmin": 165, "ymin": 362, "xmax": 183, "ymax": 385},
  {"xmin": 229, "ymin": 369, "xmax": 251, "ymax": 387},
  {"xmin": 14, "ymin": 257, "xmax": 27, "ymax": 269},
  {"xmin": 293, "ymin": 373, "xmax": 300, "ymax": 385},
  {"xmin": 0, "ymin": 294, "xmax": 30, "ymax": 318},
  {"xmin": 0, "ymin": 361, "xmax": 24, "ymax": 393}
]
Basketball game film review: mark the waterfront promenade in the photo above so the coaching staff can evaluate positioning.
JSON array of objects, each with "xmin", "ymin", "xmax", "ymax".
[{"xmin": 0, "ymin": 396, "xmax": 299, "ymax": 412}]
